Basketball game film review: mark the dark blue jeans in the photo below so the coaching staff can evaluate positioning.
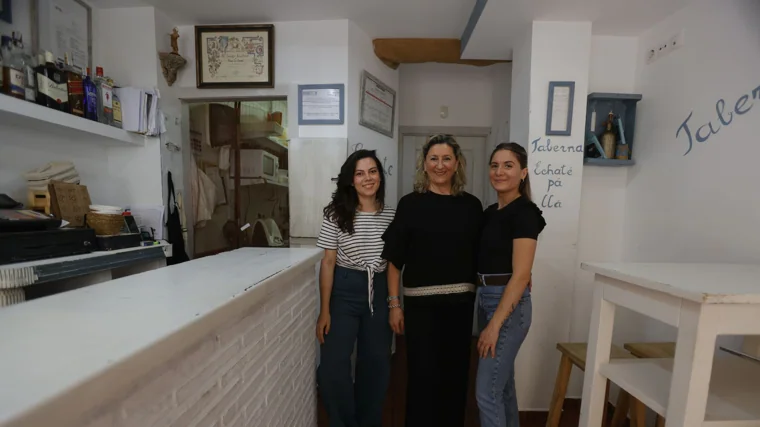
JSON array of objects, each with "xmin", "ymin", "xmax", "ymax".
[
  {"xmin": 476, "ymin": 285, "xmax": 532, "ymax": 427},
  {"xmin": 317, "ymin": 266, "xmax": 392, "ymax": 427}
]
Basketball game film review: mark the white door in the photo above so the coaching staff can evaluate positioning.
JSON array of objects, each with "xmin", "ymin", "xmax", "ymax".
[{"xmin": 400, "ymin": 135, "xmax": 487, "ymax": 205}]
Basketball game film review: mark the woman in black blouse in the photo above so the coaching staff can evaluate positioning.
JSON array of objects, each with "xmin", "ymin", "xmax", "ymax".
[
  {"xmin": 382, "ymin": 134, "xmax": 484, "ymax": 427},
  {"xmin": 475, "ymin": 142, "xmax": 546, "ymax": 427}
]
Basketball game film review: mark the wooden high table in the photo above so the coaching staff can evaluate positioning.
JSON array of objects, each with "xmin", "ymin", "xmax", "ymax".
[{"xmin": 578, "ymin": 262, "xmax": 760, "ymax": 427}]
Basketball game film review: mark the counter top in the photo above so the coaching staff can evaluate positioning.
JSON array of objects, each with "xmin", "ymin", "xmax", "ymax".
[
  {"xmin": 0, "ymin": 247, "xmax": 322, "ymax": 426},
  {"xmin": 581, "ymin": 262, "xmax": 760, "ymax": 304}
]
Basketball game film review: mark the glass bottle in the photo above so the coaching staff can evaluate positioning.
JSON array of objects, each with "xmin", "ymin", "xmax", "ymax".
[
  {"xmin": 94, "ymin": 66, "xmax": 113, "ymax": 125},
  {"xmin": 1, "ymin": 35, "xmax": 25, "ymax": 100},
  {"xmin": 12, "ymin": 33, "xmax": 36, "ymax": 102},
  {"xmin": 35, "ymin": 51, "xmax": 69, "ymax": 112},
  {"xmin": 83, "ymin": 67, "xmax": 98, "ymax": 121},
  {"xmin": 64, "ymin": 53, "xmax": 85, "ymax": 117}
]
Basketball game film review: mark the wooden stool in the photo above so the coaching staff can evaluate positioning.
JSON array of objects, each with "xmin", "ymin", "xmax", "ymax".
[
  {"xmin": 547, "ymin": 342, "xmax": 644, "ymax": 427},
  {"xmin": 622, "ymin": 342, "xmax": 676, "ymax": 427}
]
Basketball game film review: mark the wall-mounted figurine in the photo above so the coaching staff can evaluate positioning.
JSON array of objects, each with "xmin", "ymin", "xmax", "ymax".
[{"xmin": 159, "ymin": 27, "xmax": 187, "ymax": 86}]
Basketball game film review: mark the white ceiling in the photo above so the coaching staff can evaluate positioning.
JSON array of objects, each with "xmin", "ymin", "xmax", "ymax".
[
  {"xmin": 88, "ymin": 0, "xmax": 693, "ymax": 56},
  {"xmin": 462, "ymin": 0, "xmax": 695, "ymax": 60}
]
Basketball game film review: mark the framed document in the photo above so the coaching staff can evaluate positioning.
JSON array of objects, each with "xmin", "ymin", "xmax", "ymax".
[
  {"xmin": 298, "ymin": 84, "xmax": 345, "ymax": 125},
  {"xmin": 32, "ymin": 0, "xmax": 92, "ymax": 71},
  {"xmin": 194, "ymin": 24, "xmax": 274, "ymax": 89},
  {"xmin": 359, "ymin": 71, "xmax": 396, "ymax": 138},
  {"xmin": 545, "ymin": 81, "xmax": 575, "ymax": 136}
]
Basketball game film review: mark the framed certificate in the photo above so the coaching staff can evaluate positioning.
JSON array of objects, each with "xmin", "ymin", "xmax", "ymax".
[
  {"xmin": 298, "ymin": 84, "xmax": 345, "ymax": 125},
  {"xmin": 545, "ymin": 81, "xmax": 576, "ymax": 136},
  {"xmin": 359, "ymin": 71, "xmax": 396, "ymax": 138},
  {"xmin": 194, "ymin": 24, "xmax": 274, "ymax": 89},
  {"xmin": 32, "ymin": 0, "xmax": 93, "ymax": 71}
]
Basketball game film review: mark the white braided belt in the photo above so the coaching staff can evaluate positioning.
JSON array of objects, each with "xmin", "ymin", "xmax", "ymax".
[{"xmin": 403, "ymin": 283, "xmax": 476, "ymax": 297}]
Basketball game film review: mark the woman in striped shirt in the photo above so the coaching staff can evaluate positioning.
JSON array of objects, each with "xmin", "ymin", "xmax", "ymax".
[{"xmin": 316, "ymin": 149, "xmax": 396, "ymax": 427}]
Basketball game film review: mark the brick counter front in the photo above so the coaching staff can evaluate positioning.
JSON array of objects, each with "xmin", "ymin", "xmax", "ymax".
[{"xmin": 0, "ymin": 248, "xmax": 322, "ymax": 427}]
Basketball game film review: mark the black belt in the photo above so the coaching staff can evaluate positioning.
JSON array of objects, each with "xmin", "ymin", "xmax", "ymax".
[{"xmin": 477, "ymin": 273, "xmax": 513, "ymax": 286}]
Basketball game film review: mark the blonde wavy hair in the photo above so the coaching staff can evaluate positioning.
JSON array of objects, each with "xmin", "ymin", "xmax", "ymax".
[{"xmin": 413, "ymin": 134, "xmax": 468, "ymax": 195}]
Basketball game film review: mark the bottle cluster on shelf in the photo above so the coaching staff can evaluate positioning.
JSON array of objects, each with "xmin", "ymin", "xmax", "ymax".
[{"xmin": 0, "ymin": 31, "xmax": 123, "ymax": 129}]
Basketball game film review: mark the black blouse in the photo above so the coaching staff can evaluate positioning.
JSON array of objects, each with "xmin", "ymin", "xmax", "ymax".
[
  {"xmin": 382, "ymin": 191, "xmax": 484, "ymax": 288},
  {"xmin": 478, "ymin": 196, "xmax": 546, "ymax": 275}
]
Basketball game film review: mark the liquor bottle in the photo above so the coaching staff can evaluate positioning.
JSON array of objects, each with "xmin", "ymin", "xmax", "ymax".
[
  {"xmin": 35, "ymin": 51, "xmax": 69, "ymax": 112},
  {"xmin": 12, "ymin": 33, "xmax": 36, "ymax": 102},
  {"xmin": 94, "ymin": 66, "xmax": 113, "ymax": 125},
  {"xmin": 64, "ymin": 53, "xmax": 84, "ymax": 117},
  {"xmin": 1, "ymin": 35, "xmax": 25, "ymax": 100},
  {"xmin": 111, "ymin": 83, "xmax": 123, "ymax": 128},
  {"xmin": 83, "ymin": 67, "xmax": 98, "ymax": 121}
]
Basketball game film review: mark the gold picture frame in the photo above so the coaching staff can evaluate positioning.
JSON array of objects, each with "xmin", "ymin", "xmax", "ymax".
[{"xmin": 194, "ymin": 24, "xmax": 275, "ymax": 89}]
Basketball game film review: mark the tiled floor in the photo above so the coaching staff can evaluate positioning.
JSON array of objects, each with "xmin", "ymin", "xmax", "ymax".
[{"xmin": 316, "ymin": 337, "xmax": 586, "ymax": 427}]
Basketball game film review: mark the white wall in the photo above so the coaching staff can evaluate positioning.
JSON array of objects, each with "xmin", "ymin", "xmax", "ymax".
[
  {"xmin": 619, "ymin": 0, "xmax": 760, "ymax": 345},
  {"xmin": 175, "ymin": 20, "xmax": 350, "ymax": 140},
  {"xmin": 565, "ymin": 35, "xmax": 639, "ymax": 397},
  {"xmin": 399, "ymin": 63, "xmax": 495, "ymax": 128},
  {"xmin": 347, "ymin": 21, "xmax": 400, "ymax": 204},
  {"xmin": 509, "ymin": 27, "xmax": 533, "ymax": 148},
  {"xmin": 517, "ymin": 21, "xmax": 592, "ymax": 410}
]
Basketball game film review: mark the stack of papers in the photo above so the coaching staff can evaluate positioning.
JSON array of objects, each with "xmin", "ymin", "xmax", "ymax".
[{"xmin": 114, "ymin": 87, "xmax": 164, "ymax": 136}]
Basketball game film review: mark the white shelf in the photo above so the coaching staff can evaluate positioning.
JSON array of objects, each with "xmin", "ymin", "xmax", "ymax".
[
  {"xmin": 240, "ymin": 121, "xmax": 284, "ymax": 139},
  {"xmin": 600, "ymin": 358, "xmax": 760, "ymax": 425},
  {"xmin": 0, "ymin": 94, "xmax": 145, "ymax": 146},
  {"xmin": 229, "ymin": 177, "xmax": 288, "ymax": 188}
]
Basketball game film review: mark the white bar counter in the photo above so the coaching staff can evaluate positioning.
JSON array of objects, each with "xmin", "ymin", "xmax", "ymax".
[
  {"xmin": 0, "ymin": 247, "xmax": 322, "ymax": 427},
  {"xmin": 579, "ymin": 262, "xmax": 760, "ymax": 427}
]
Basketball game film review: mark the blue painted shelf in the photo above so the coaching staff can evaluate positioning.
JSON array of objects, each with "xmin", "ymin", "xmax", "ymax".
[{"xmin": 584, "ymin": 158, "xmax": 636, "ymax": 166}]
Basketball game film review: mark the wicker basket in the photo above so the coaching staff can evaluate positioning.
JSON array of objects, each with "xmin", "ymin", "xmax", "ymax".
[{"xmin": 86, "ymin": 212, "xmax": 125, "ymax": 236}]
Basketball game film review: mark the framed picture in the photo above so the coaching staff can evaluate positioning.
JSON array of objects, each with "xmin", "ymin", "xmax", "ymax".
[
  {"xmin": 545, "ymin": 81, "xmax": 576, "ymax": 136},
  {"xmin": 32, "ymin": 0, "xmax": 92, "ymax": 70},
  {"xmin": 194, "ymin": 24, "xmax": 275, "ymax": 89},
  {"xmin": 298, "ymin": 84, "xmax": 345, "ymax": 125},
  {"xmin": 0, "ymin": 0, "xmax": 11, "ymax": 24},
  {"xmin": 359, "ymin": 71, "xmax": 396, "ymax": 138}
]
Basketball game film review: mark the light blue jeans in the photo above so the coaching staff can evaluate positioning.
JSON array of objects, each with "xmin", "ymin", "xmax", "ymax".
[{"xmin": 476, "ymin": 285, "xmax": 532, "ymax": 427}]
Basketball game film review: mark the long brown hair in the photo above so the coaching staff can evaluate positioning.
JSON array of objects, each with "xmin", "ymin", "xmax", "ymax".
[
  {"xmin": 414, "ymin": 134, "xmax": 467, "ymax": 195},
  {"xmin": 490, "ymin": 142, "xmax": 532, "ymax": 201}
]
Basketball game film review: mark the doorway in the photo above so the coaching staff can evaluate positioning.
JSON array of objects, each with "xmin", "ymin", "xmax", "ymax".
[
  {"xmin": 398, "ymin": 126, "xmax": 491, "ymax": 206},
  {"xmin": 185, "ymin": 98, "xmax": 290, "ymax": 258}
]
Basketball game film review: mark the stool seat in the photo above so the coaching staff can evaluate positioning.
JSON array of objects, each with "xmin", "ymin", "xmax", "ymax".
[
  {"xmin": 623, "ymin": 342, "xmax": 676, "ymax": 359},
  {"xmin": 556, "ymin": 342, "xmax": 634, "ymax": 371},
  {"xmin": 548, "ymin": 343, "xmax": 637, "ymax": 427}
]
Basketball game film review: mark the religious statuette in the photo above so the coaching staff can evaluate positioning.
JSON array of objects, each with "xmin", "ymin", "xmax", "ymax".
[{"xmin": 159, "ymin": 27, "xmax": 187, "ymax": 86}]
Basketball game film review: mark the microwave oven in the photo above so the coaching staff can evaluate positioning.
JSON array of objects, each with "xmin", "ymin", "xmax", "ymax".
[{"xmin": 233, "ymin": 149, "xmax": 279, "ymax": 183}]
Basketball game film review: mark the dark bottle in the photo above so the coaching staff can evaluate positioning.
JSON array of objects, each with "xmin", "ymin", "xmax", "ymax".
[
  {"xmin": 83, "ymin": 67, "xmax": 98, "ymax": 121},
  {"xmin": 64, "ymin": 53, "xmax": 84, "ymax": 117},
  {"xmin": 35, "ymin": 51, "xmax": 69, "ymax": 112}
]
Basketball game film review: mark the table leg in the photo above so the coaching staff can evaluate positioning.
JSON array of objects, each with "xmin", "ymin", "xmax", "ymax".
[
  {"xmin": 665, "ymin": 301, "xmax": 717, "ymax": 427},
  {"xmin": 579, "ymin": 284, "xmax": 615, "ymax": 427}
]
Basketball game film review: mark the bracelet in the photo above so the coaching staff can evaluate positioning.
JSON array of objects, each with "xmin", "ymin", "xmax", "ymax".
[
  {"xmin": 388, "ymin": 303, "xmax": 402, "ymax": 309},
  {"xmin": 386, "ymin": 295, "xmax": 400, "ymax": 302}
]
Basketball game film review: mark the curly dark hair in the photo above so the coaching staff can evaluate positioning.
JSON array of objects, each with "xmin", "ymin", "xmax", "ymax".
[{"xmin": 323, "ymin": 149, "xmax": 386, "ymax": 234}]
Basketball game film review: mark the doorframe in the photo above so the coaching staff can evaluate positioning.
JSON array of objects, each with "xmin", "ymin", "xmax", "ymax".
[{"xmin": 397, "ymin": 126, "xmax": 493, "ymax": 204}]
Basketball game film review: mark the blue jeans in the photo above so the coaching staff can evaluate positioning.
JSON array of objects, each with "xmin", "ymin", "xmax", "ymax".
[
  {"xmin": 476, "ymin": 285, "xmax": 532, "ymax": 427},
  {"xmin": 317, "ymin": 266, "xmax": 392, "ymax": 427}
]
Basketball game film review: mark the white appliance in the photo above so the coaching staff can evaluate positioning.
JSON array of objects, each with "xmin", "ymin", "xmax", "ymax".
[
  {"xmin": 231, "ymin": 149, "xmax": 279, "ymax": 184},
  {"xmin": 288, "ymin": 138, "xmax": 348, "ymax": 238}
]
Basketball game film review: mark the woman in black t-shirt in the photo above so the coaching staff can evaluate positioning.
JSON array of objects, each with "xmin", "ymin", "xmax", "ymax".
[
  {"xmin": 382, "ymin": 135, "xmax": 483, "ymax": 427},
  {"xmin": 475, "ymin": 142, "xmax": 546, "ymax": 427}
]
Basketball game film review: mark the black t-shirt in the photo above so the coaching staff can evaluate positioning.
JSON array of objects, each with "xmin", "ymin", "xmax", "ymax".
[
  {"xmin": 382, "ymin": 191, "xmax": 484, "ymax": 288},
  {"xmin": 478, "ymin": 196, "xmax": 546, "ymax": 274}
]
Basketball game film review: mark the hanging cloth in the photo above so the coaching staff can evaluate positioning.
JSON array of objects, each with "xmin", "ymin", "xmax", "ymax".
[{"xmin": 166, "ymin": 171, "xmax": 190, "ymax": 265}]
